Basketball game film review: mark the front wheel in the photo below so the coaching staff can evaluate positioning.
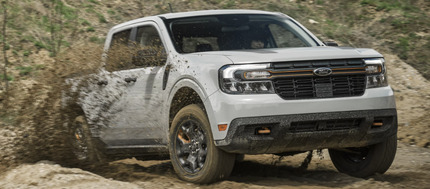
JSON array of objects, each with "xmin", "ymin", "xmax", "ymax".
[
  {"xmin": 329, "ymin": 135, "xmax": 397, "ymax": 178},
  {"xmin": 169, "ymin": 104, "xmax": 235, "ymax": 184}
]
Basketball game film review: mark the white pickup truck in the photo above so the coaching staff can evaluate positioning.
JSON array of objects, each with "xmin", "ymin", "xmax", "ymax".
[{"xmin": 63, "ymin": 9, "xmax": 397, "ymax": 184}]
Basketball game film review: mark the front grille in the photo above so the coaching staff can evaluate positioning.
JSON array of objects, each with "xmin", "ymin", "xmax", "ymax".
[
  {"xmin": 289, "ymin": 119, "xmax": 362, "ymax": 133},
  {"xmin": 273, "ymin": 75, "xmax": 366, "ymax": 99},
  {"xmin": 272, "ymin": 59, "xmax": 366, "ymax": 100}
]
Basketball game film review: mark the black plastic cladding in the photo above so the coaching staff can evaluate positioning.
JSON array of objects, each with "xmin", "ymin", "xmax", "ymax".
[{"xmin": 215, "ymin": 109, "xmax": 397, "ymax": 154}]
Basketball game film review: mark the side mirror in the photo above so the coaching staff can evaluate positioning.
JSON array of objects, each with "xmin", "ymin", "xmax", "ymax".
[{"xmin": 324, "ymin": 41, "xmax": 339, "ymax": 47}]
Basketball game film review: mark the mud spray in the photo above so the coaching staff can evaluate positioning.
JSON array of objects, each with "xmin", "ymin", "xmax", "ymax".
[{"xmin": 0, "ymin": 44, "xmax": 104, "ymax": 170}]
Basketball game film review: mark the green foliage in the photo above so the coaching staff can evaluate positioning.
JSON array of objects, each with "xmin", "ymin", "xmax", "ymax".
[
  {"xmin": 360, "ymin": 0, "xmax": 418, "ymax": 12},
  {"xmin": 97, "ymin": 13, "xmax": 107, "ymax": 23},
  {"xmin": 4, "ymin": 43, "xmax": 10, "ymax": 50},
  {"xmin": 223, "ymin": 0, "xmax": 236, "ymax": 9},
  {"xmin": 89, "ymin": 36, "xmax": 103, "ymax": 44},
  {"xmin": 22, "ymin": 50, "xmax": 31, "ymax": 57},
  {"xmin": 15, "ymin": 64, "xmax": 45, "ymax": 76},
  {"xmin": 3, "ymin": 3, "xmax": 22, "ymax": 30},
  {"xmin": 396, "ymin": 37, "xmax": 410, "ymax": 59},
  {"xmin": 107, "ymin": 9, "xmax": 116, "ymax": 15},
  {"xmin": 57, "ymin": 2, "xmax": 78, "ymax": 20},
  {"xmin": 80, "ymin": 19, "xmax": 91, "ymax": 26},
  {"xmin": 86, "ymin": 27, "xmax": 95, "ymax": 32},
  {"xmin": 360, "ymin": 0, "xmax": 377, "ymax": 6},
  {"xmin": 62, "ymin": 40, "xmax": 71, "ymax": 48},
  {"xmin": 0, "ymin": 113, "xmax": 16, "ymax": 125},
  {"xmin": 85, "ymin": 7, "xmax": 95, "ymax": 13},
  {"xmin": 16, "ymin": 66, "xmax": 33, "ymax": 76},
  {"xmin": 84, "ymin": 3, "xmax": 94, "ymax": 8},
  {"xmin": 88, "ymin": 0, "xmax": 100, "ymax": 4},
  {"xmin": 0, "ymin": 74, "xmax": 13, "ymax": 81},
  {"xmin": 34, "ymin": 41, "xmax": 48, "ymax": 50}
]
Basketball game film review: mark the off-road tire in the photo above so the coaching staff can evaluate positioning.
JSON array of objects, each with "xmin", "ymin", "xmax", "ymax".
[
  {"xmin": 169, "ymin": 104, "xmax": 235, "ymax": 184},
  {"xmin": 69, "ymin": 116, "xmax": 106, "ymax": 166},
  {"xmin": 235, "ymin": 154, "xmax": 245, "ymax": 162},
  {"xmin": 329, "ymin": 135, "xmax": 397, "ymax": 178}
]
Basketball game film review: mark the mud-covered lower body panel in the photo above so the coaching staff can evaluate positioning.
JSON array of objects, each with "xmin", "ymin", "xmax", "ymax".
[{"xmin": 215, "ymin": 109, "xmax": 397, "ymax": 154}]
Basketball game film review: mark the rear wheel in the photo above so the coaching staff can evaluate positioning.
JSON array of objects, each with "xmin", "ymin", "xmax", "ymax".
[
  {"xmin": 69, "ymin": 116, "xmax": 105, "ymax": 166},
  {"xmin": 169, "ymin": 104, "xmax": 235, "ymax": 184},
  {"xmin": 329, "ymin": 135, "xmax": 397, "ymax": 177}
]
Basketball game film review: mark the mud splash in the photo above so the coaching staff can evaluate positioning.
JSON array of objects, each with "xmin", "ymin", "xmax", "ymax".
[{"xmin": 0, "ymin": 44, "xmax": 104, "ymax": 168}]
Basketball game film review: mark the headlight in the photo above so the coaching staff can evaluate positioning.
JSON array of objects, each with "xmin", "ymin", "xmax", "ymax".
[
  {"xmin": 219, "ymin": 64, "xmax": 275, "ymax": 94},
  {"xmin": 364, "ymin": 58, "xmax": 388, "ymax": 88}
]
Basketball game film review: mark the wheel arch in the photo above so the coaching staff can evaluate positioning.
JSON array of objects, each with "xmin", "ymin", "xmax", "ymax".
[
  {"xmin": 62, "ymin": 102, "xmax": 86, "ymax": 126},
  {"xmin": 168, "ymin": 79, "xmax": 206, "ymax": 126},
  {"xmin": 167, "ymin": 79, "xmax": 218, "ymax": 137}
]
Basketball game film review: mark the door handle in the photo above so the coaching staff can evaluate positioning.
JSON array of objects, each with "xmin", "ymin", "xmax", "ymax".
[
  {"xmin": 97, "ymin": 80, "xmax": 108, "ymax": 86},
  {"xmin": 124, "ymin": 77, "xmax": 137, "ymax": 83}
]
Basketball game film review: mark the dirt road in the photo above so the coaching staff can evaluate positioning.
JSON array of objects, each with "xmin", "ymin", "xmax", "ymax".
[{"xmin": 1, "ymin": 142, "xmax": 429, "ymax": 189}]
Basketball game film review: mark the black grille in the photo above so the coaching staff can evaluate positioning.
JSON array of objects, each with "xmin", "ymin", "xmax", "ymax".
[
  {"xmin": 273, "ymin": 75, "xmax": 366, "ymax": 99},
  {"xmin": 272, "ymin": 59, "xmax": 366, "ymax": 100},
  {"xmin": 289, "ymin": 119, "xmax": 362, "ymax": 133}
]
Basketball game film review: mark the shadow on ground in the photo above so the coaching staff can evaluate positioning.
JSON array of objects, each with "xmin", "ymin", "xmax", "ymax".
[{"xmin": 86, "ymin": 154, "xmax": 410, "ymax": 188}]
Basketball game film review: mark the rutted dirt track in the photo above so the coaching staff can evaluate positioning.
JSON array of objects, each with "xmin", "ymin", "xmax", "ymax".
[{"xmin": 0, "ymin": 143, "xmax": 429, "ymax": 188}]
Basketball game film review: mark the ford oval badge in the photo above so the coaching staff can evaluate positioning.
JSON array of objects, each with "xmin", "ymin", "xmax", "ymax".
[{"xmin": 313, "ymin": 67, "xmax": 332, "ymax": 76}]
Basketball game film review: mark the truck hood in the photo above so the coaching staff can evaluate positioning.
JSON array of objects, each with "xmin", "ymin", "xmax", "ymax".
[{"xmin": 190, "ymin": 46, "xmax": 383, "ymax": 64}]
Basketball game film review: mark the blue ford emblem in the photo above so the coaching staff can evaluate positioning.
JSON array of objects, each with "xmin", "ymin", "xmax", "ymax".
[{"xmin": 313, "ymin": 67, "xmax": 332, "ymax": 76}]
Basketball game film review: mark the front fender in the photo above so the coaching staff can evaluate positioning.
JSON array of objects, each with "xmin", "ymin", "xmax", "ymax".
[{"xmin": 165, "ymin": 78, "xmax": 220, "ymax": 140}]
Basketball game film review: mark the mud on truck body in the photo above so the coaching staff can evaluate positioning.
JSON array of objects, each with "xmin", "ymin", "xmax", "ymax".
[{"xmin": 63, "ymin": 10, "xmax": 397, "ymax": 184}]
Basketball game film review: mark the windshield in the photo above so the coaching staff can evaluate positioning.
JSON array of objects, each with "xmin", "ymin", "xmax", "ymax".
[{"xmin": 164, "ymin": 14, "xmax": 319, "ymax": 53}]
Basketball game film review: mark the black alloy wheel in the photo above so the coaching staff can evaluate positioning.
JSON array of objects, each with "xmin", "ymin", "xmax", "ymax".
[
  {"xmin": 169, "ymin": 104, "xmax": 235, "ymax": 184},
  {"xmin": 175, "ymin": 119, "xmax": 208, "ymax": 173}
]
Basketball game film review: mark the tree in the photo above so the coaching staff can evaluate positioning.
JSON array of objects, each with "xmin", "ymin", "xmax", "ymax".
[{"xmin": 1, "ymin": 0, "xmax": 8, "ymax": 92}]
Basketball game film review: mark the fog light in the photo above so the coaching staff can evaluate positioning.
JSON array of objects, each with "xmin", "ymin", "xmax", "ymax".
[
  {"xmin": 256, "ymin": 127, "xmax": 271, "ymax": 135},
  {"xmin": 372, "ymin": 120, "xmax": 383, "ymax": 127}
]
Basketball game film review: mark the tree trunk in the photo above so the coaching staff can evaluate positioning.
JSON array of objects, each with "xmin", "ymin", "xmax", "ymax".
[{"xmin": 2, "ymin": 0, "xmax": 8, "ymax": 92}]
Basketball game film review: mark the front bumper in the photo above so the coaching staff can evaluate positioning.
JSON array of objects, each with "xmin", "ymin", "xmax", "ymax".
[
  {"xmin": 215, "ymin": 109, "xmax": 397, "ymax": 154},
  {"xmin": 206, "ymin": 86, "xmax": 396, "ymax": 141}
]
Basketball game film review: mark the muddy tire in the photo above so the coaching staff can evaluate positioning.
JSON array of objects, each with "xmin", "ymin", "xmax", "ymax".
[
  {"xmin": 69, "ymin": 116, "xmax": 105, "ymax": 166},
  {"xmin": 235, "ymin": 154, "xmax": 245, "ymax": 162},
  {"xmin": 329, "ymin": 135, "xmax": 397, "ymax": 178},
  {"xmin": 169, "ymin": 104, "xmax": 235, "ymax": 184}
]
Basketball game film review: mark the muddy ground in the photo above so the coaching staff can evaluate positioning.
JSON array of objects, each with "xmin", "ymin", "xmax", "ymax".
[{"xmin": 0, "ymin": 143, "xmax": 429, "ymax": 189}]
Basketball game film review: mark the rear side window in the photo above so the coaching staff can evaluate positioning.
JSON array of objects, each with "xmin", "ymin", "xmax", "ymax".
[{"xmin": 106, "ymin": 29, "xmax": 132, "ymax": 72}]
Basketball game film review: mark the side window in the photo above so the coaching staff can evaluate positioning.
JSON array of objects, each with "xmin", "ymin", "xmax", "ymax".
[
  {"xmin": 133, "ymin": 26, "xmax": 167, "ymax": 67},
  {"xmin": 269, "ymin": 24, "xmax": 307, "ymax": 48},
  {"xmin": 106, "ymin": 29, "xmax": 133, "ymax": 72}
]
